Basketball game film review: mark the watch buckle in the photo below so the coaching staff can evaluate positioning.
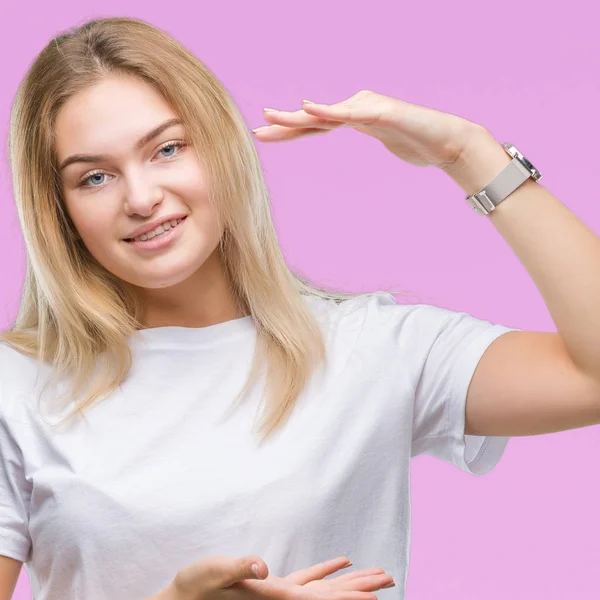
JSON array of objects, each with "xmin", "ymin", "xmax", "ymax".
[{"xmin": 466, "ymin": 190, "xmax": 494, "ymax": 215}]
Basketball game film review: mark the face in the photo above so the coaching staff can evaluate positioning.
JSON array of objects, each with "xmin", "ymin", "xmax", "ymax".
[{"xmin": 55, "ymin": 75, "xmax": 223, "ymax": 292}]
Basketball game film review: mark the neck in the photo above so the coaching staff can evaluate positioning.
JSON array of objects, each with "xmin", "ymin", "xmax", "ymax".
[{"xmin": 135, "ymin": 249, "xmax": 247, "ymax": 329}]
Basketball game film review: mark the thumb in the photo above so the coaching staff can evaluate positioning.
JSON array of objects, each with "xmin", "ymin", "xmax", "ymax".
[{"xmin": 221, "ymin": 555, "xmax": 269, "ymax": 588}]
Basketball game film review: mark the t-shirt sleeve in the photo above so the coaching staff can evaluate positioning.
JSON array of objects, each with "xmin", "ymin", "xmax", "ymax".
[
  {"xmin": 403, "ymin": 300, "xmax": 521, "ymax": 476},
  {"xmin": 359, "ymin": 292, "xmax": 521, "ymax": 476},
  {"xmin": 0, "ymin": 406, "xmax": 32, "ymax": 562}
]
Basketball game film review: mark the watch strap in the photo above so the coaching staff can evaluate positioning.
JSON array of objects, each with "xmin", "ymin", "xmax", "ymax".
[{"xmin": 466, "ymin": 157, "xmax": 532, "ymax": 215}]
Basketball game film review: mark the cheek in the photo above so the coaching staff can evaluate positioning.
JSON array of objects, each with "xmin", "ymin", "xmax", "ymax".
[
  {"xmin": 68, "ymin": 204, "xmax": 116, "ymax": 254},
  {"xmin": 175, "ymin": 169, "xmax": 221, "ymax": 229},
  {"xmin": 176, "ymin": 161, "xmax": 209, "ymax": 203}
]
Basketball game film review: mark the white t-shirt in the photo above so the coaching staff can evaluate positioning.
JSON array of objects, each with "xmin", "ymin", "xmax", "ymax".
[{"xmin": 0, "ymin": 292, "xmax": 519, "ymax": 600}]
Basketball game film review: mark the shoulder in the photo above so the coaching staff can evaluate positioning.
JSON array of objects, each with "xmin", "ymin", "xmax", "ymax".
[
  {"xmin": 304, "ymin": 290, "xmax": 451, "ymax": 336},
  {"xmin": 302, "ymin": 291, "xmax": 500, "ymax": 357},
  {"xmin": 301, "ymin": 291, "xmax": 428, "ymax": 359},
  {"xmin": 0, "ymin": 340, "xmax": 44, "ymax": 381},
  {"xmin": 0, "ymin": 341, "xmax": 49, "ymax": 419}
]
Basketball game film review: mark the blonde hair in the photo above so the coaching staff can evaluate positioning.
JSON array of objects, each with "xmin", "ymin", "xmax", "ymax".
[{"xmin": 1, "ymin": 16, "xmax": 416, "ymax": 443}]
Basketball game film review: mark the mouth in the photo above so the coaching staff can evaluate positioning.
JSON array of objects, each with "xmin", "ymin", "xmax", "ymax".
[{"xmin": 124, "ymin": 216, "xmax": 187, "ymax": 243}]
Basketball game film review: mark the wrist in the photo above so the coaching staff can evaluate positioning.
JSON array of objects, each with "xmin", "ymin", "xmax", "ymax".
[{"xmin": 441, "ymin": 126, "xmax": 512, "ymax": 197}]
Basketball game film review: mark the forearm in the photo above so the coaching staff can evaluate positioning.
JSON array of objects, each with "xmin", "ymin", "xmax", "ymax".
[{"xmin": 444, "ymin": 126, "xmax": 600, "ymax": 379}]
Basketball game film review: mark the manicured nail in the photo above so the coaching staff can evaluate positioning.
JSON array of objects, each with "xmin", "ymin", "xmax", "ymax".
[
  {"xmin": 263, "ymin": 107, "xmax": 278, "ymax": 113},
  {"xmin": 342, "ymin": 561, "xmax": 353, "ymax": 568},
  {"xmin": 302, "ymin": 99, "xmax": 314, "ymax": 105},
  {"xmin": 383, "ymin": 581, "xmax": 395, "ymax": 589}
]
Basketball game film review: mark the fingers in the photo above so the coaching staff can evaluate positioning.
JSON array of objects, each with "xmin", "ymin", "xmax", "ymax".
[
  {"xmin": 328, "ymin": 568, "xmax": 386, "ymax": 583},
  {"xmin": 336, "ymin": 573, "xmax": 395, "ymax": 593},
  {"xmin": 262, "ymin": 107, "xmax": 345, "ymax": 129},
  {"xmin": 218, "ymin": 555, "xmax": 269, "ymax": 588},
  {"xmin": 235, "ymin": 575, "xmax": 297, "ymax": 600},
  {"xmin": 303, "ymin": 569, "xmax": 395, "ymax": 595},
  {"xmin": 301, "ymin": 94, "xmax": 385, "ymax": 127},
  {"xmin": 252, "ymin": 124, "xmax": 331, "ymax": 141},
  {"xmin": 252, "ymin": 107, "xmax": 345, "ymax": 141},
  {"xmin": 284, "ymin": 556, "xmax": 352, "ymax": 585},
  {"xmin": 339, "ymin": 593, "xmax": 378, "ymax": 600}
]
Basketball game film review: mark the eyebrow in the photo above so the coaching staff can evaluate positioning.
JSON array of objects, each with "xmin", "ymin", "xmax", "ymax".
[{"xmin": 58, "ymin": 117, "xmax": 183, "ymax": 172}]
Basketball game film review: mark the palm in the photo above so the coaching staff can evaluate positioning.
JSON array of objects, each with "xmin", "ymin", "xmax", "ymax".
[{"xmin": 227, "ymin": 557, "xmax": 394, "ymax": 600}]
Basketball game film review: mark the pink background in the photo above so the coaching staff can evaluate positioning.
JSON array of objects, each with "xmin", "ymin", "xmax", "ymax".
[{"xmin": 1, "ymin": 2, "xmax": 599, "ymax": 598}]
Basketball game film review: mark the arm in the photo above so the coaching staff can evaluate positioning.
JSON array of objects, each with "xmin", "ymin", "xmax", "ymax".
[
  {"xmin": 0, "ymin": 556, "xmax": 21, "ymax": 600},
  {"xmin": 443, "ymin": 127, "xmax": 600, "ymax": 436}
]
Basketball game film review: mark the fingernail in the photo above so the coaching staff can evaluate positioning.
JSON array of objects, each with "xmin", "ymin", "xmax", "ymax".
[
  {"xmin": 252, "ymin": 564, "xmax": 260, "ymax": 576},
  {"xmin": 263, "ymin": 107, "xmax": 278, "ymax": 113},
  {"xmin": 302, "ymin": 99, "xmax": 314, "ymax": 105},
  {"xmin": 383, "ymin": 582, "xmax": 396, "ymax": 589},
  {"xmin": 342, "ymin": 561, "xmax": 353, "ymax": 568}
]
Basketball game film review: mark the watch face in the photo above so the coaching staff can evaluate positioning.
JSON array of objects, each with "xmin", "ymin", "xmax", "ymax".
[{"xmin": 503, "ymin": 143, "xmax": 543, "ymax": 181}]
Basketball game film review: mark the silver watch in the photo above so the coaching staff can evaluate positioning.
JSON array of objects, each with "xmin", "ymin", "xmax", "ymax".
[{"xmin": 466, "ymin": 143, "xmax": 543, "ymax": 216}]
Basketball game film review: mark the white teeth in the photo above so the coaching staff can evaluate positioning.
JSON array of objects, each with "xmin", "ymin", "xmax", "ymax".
[{"xmin": 133, "ymin": 217, "xmax": 183, "ymax": 242}]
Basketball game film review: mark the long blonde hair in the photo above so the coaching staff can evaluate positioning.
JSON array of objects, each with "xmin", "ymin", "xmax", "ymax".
[{"xmin": 1, "ymin": 16, "xmax": 416, "ymax": 443}]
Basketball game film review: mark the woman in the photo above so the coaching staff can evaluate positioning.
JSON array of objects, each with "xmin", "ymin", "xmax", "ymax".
[{"xmin": 2, "ymin": 16, "xmax": 600, "ymax": 600}]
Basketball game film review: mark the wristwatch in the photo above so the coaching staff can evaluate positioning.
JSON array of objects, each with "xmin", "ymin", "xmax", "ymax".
[{"xmin": 466, "ymin": 143, "xmax": 543, "ymax": 216}]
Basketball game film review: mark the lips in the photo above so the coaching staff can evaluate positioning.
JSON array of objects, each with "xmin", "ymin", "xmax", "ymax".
[
  {"xmin": 124, "ymin": 215, "xmax": 187, "ymax": 252},
  {"xmin": 124, "ymin": 216, "xmax": 187, "ymax": 242},
  {"xmin": 123, "ymin": 214, "xmax": 188, "ymax": 241}
]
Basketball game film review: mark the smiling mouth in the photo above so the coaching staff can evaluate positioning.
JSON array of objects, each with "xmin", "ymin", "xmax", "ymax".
[{"xmin": 124, "ymin": 216, "xmax": 187, "ymax": 243}]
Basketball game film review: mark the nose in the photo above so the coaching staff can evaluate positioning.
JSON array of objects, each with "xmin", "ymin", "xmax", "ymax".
[{"xmin": 123, "ymin": 177, "xmax": 164, "ymax": 217}]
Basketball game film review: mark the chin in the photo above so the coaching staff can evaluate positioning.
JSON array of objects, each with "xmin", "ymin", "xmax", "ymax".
[
  {"xmin": 100, "ymin": 236, "xmax": 220, "ymax": 290},
  {"xmin": 138, "ymin": 277, "xmax": 187, "ymax": 290},
  {"xmin": 126, "ymin": 268, "xmax": 197, "ymax": 290},
  {"xmin": 122, "ymin": 255, "xmax": 213, "ymax": 290}
]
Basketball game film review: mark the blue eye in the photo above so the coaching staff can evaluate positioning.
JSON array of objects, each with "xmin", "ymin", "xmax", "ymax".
[
  {"xmin": 76, "ymin": 141, "xmax": 187, "ymax": 188},
  {"xmin": 158, "ymin": 144, "xmax": 178, "ymax": 157},
  {"xmin": 77, "ymin": 172, "xmax": 108, "ymax": 188}
]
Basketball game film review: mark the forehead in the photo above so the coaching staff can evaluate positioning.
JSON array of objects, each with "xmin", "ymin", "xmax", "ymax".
[{"xmin": 55, "ymin": 76, "xmax": 179, "ymax": 160}]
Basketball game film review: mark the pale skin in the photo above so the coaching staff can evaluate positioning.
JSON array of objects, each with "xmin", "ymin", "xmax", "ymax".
[
  {"xmin": 252, "ymin": 89, "xmax": 600, "ymax": 438},
  {"xmin": 55, "ymin": 75, "xmax": 246, "ymax": 330}
]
